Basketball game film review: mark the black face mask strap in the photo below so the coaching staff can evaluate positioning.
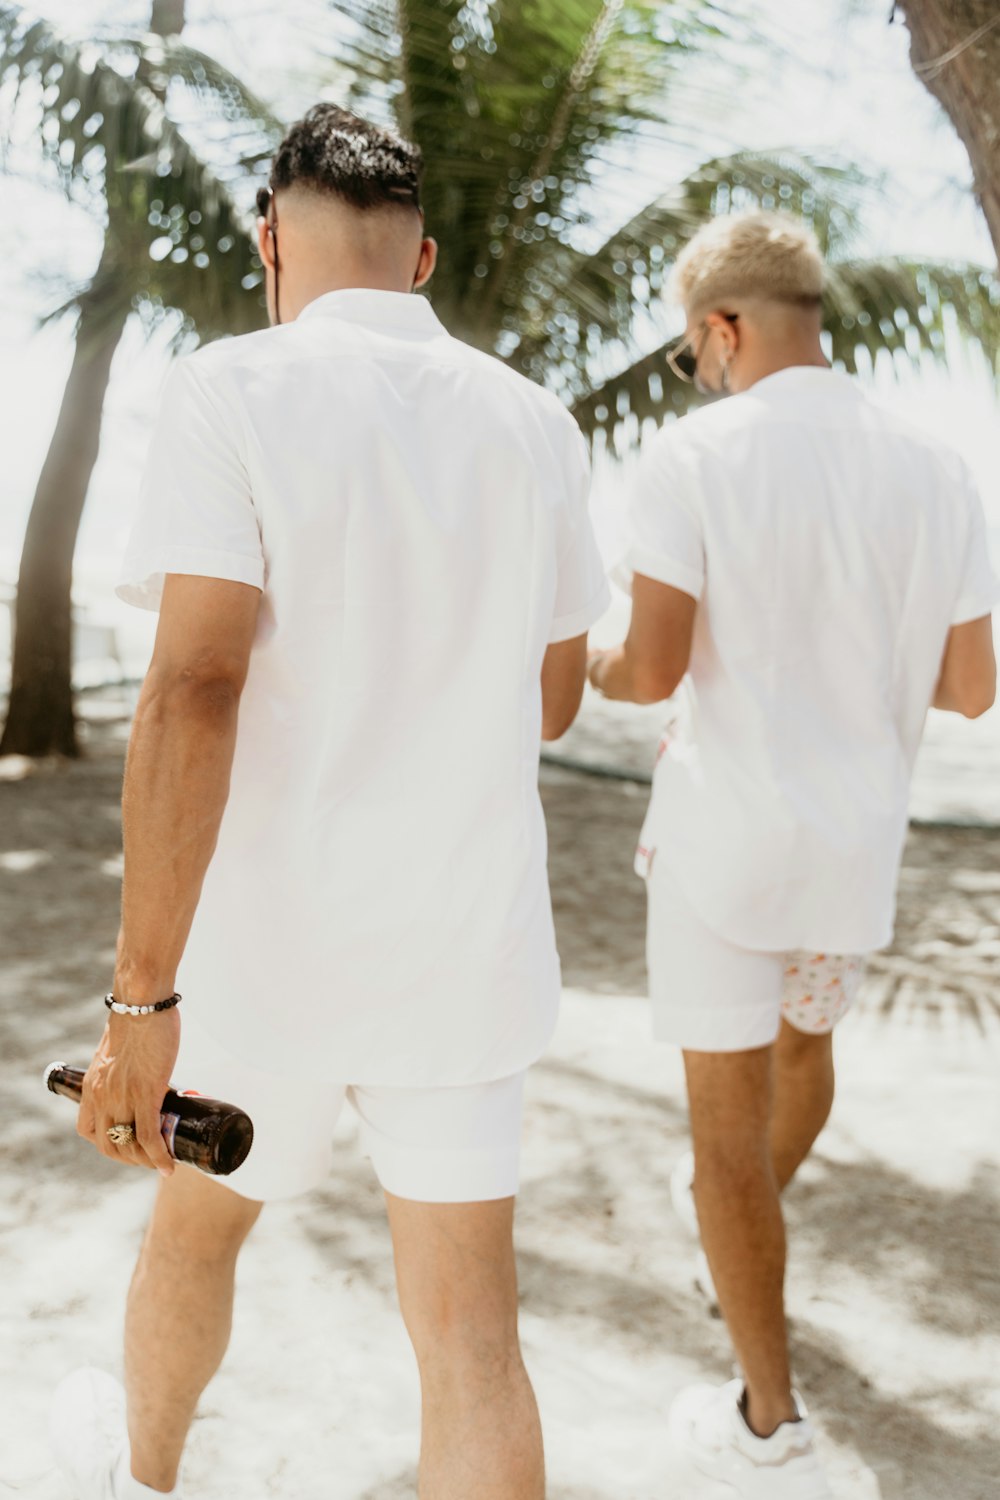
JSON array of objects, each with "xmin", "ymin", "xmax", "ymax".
[{"xmin": 271, "ymin": 217, "xmax": 281, "ymax": 326}]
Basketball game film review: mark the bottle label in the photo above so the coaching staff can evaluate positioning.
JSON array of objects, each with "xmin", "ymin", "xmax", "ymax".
[{"xmin": 160, "ymin": 1112, "xmax": 181, "ymax": 1159}]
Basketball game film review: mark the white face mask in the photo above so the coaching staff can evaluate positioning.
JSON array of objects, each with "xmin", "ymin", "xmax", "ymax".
[
  {"xmin": 695, "ymin": 354, "xmax": 733, "ymax": 399},
  {"xmin": 692, "ymin": 318, "xmax": 738, "ymax": 399}
]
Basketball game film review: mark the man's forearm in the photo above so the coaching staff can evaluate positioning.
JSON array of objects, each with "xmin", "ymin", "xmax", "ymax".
[{"xmin": 115, "ymin": 671, "xmax": 242, "ymax": 1001}]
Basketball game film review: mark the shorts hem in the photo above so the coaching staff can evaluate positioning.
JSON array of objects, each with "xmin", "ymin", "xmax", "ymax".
[
  {"xmin": 650, "ymin": 1002, "xmax": 781, "ymax": 1054},
  {"xmin": 364, "ymin": 1139, "xmax": 521, "ymax": 1204}
]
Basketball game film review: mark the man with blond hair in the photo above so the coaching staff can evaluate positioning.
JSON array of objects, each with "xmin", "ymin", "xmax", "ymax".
[{"xmin": 589, "ymin": 211, "xmax": 998, "ymax": 1497}]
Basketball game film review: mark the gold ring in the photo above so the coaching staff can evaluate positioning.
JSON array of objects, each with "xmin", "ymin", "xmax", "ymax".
[{"xmin": 106, "ymin": 1122, "xmax": 136, "ymax": 1147}]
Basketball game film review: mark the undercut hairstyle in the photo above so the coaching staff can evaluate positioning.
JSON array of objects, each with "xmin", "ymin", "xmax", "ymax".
[
  {"xmin": 269, "ymin": 104, "xmax": 424, "ymax": 214},
  {"xmin": 671, "ymin": 211, "xmax": 825, "ymax": 316}
]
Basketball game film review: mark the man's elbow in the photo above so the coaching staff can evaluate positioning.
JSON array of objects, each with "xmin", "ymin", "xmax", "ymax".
[
  {"xmin": 631, "ymin": 663, "xmax": 684, "ymax": 705},
  {"xmin": 960, "ymin": 680, "xmax": 997, "ymax": 719},
  {"xmin": 143, "ymin": 664, "xmax": 244, "ymax": 722},
  {"xmin": 541, "ymin": 701, "xmax": 582, "ymax": 742}
]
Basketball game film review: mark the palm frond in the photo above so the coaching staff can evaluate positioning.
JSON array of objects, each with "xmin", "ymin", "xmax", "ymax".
[
  {"xmin": 0, "ymin": 6, "xmax": 283, "ymax": 339},
  {"xmin": 323, "ymin": 0, "xmax": 725, "ymax": 336},
  {"xmin": 572, "ymin": 254, "xmax": 1000, "ymax": 442},
  {"xmin": 824, "ymin": 257, "xmax": 1000, "ymax": 374},
  {"xmin": 504, "ymin": 150, "xmax": 877, "ymax": 410}
]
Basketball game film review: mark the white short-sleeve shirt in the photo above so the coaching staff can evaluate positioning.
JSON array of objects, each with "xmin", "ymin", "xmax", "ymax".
[
  {"xmin": 628, "ymin": 366, "xmax": 1000, "ymax": 955},
  {"xmin": 119, "ymin": 289, "xmax": 610, "ymax": 1085}
]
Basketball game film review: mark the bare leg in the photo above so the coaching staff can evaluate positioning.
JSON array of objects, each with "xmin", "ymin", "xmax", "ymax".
[
  {"xmin": 385, "ymin": 1194, "xmax": 544, "ymax": 1500},
  {"xmin": 770, "ymin": 1019, "xmax": 835, "ymax": 1192},
  {"xmin": 683, "ymin": 1046, "xmax": 796, "ymax": 1438},
  {"xmin": 126, "ymin": 1168, "xmax": 262, "ymax": 1492}
]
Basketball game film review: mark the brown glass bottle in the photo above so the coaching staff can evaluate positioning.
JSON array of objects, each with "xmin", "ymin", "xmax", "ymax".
[{"xmin": 44, "ymin": 1063, "xmax": 254, "ymax": 1176}]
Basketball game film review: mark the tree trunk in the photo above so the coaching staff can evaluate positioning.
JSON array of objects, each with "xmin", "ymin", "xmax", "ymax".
[
  {"xmin": 149, "ymin": 0, "xmax": 185, "ymax": 35},
  {"xmin": 898, "ymin": 1, "xmax": 1000, "ymax": 266},
  {"xmin": 0, "ymin": 0, "xmax": 186, "ymax": 757},
  {"xmin": 0, "ymin": 250, "xmax": 128, "ymax": 757}
]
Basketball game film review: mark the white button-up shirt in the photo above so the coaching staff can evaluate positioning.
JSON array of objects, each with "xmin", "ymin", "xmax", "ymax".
[
  {"xmin": 628, "ymin": 366, "xmax": 999, "ymax": 954},
  {"xmin": 119, "ymin": 288, "xmax": 609, "ymax": 1084}
]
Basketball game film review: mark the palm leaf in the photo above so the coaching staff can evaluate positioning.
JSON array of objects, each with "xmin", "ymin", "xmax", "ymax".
[
  {"xmin": 824, "ymin": 257, "xmax": 1000, "ymax": 373},
  {"xmin": 507, "ymin": 149, "xmax": 876, "ymax": 413},
  {"xmin": 323, "ymin": 0, "xmax": 731, "ymax": 338},
  {"xmin": 572, "ymin": 255, "xmax": 1000, "ymax": 442},
  {"xmin": 0, "ymin": 6, "xmax": 284, "ymax": 341}
]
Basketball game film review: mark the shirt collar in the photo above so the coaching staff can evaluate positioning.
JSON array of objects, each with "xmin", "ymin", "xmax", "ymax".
[
  {"xmin": 748, "ymin": 366, "xmax": 859, "ymax": 397},
  {"xmin": 297, "ymin": 287, "xmax": 445, "ymax": 334}
]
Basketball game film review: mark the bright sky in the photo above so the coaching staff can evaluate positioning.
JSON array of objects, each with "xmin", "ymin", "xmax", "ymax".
[{"xmin": 2, "ymin": 0, "xmax": 999, "ymax": 626}]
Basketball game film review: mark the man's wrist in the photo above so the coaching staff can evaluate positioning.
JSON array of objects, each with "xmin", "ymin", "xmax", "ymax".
[{"xmin": 112, "ymin": 967, "xmax": 179, "ymax": 1007}]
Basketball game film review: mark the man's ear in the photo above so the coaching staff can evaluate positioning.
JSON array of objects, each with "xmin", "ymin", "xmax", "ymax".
[
  {"xmin": 705, "ymin": 309, "xmax": 739, "ymax": 354},
  {"xmin": 414, "ymin": 237, "xmax": 438, "ymax": 290},
  {"xmin": 257, "ymin": 217, "xmax": 276, "ymax": 271}
]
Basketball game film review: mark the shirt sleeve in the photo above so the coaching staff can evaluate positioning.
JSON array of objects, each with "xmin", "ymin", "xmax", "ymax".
[
  {"xmin": 951, "ymin": 472, "xmax": 1000, "ymax": 626},
  {"xmin": 548, "ymin": 418, "xmax": 611, "ymax": 644},
  {"xmin": 117, "ymin": 357, "xmax": 265, "ymax": 612},
  {"xmin": 625, "ymin": 425, "xmax": 705, "ymax": 601}
]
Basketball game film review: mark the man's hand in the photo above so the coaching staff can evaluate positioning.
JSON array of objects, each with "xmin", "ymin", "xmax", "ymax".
[
  {"xmin": 78, "ymin": 1010, "xmax": 181, "ymax": 1175},
  {"xmin": 587, "ymin": 647, "xmax": 610, "ymax": 693},
  {"xmin": 586, "ymin": 577, "xmax": 696, "ymax": 703}
]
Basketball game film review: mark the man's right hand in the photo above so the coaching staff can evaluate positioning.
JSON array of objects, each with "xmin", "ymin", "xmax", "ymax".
[{"xmin": 78, "ymin": 1009, "xmax": 181, "ymax": 1176}]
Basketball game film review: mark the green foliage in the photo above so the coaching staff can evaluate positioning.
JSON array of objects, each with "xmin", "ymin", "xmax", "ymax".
[
  {"xmin": 0, "ymin": 5, "xmax": 283, "ymax": 342},
  {"xmin": 2, "ymin": 0, "xmax": 998, "ymax": 436},
  {"xmin": 320, "ymin": 2, "xmax": 1000, "ymax": 439},
  {"xmin": 569, "ymin": 151, "xmax": 1000, "ymax": 440},
  {"xmin": 329, "ymin": 0, "xmax": 722, "ymax": 343}
]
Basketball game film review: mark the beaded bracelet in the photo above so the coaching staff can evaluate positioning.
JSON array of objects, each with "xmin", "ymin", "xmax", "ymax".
[{"xmin": 105, "ymin": 991, "xmax": 182, "ymax": 1017}]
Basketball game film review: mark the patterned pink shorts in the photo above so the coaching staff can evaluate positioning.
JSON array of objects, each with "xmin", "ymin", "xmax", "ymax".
[{"xmin": 781, "ymin": 952, "xmax": 867, "ymax": 1035}]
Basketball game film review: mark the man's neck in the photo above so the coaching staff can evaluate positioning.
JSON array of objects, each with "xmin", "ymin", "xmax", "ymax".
[
  {"xmin": 735, "ymin": 345, "xmax": 829, "ymax": 393},
  {"xmin": 287, "ymin": 272, "xmax": 415, "ymax": 323}
]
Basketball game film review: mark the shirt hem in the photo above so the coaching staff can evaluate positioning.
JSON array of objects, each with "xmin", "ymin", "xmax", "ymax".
[
  {"xmin": 626, "ymin": 545, "xmax": 703, "ymax": 601},
  {"xmin": 548, "ymin": 578, "xmax": 612, "ymax": 644},
  {"xmin": 117, "ymin": 548, "xmax": 266, "ymax": 611},
  {"xmin": 950, "ymin": 583, "xmax": 1000, "ymax": 626}
]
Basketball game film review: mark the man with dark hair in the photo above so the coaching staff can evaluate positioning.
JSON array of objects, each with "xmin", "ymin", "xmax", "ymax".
[{"xmin": 49, "ymin": 105, "xmax": 609, "ymax": 1500}]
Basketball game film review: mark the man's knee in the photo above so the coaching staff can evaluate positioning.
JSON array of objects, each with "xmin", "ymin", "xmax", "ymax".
[
  {"xmin": 401, "ymin": 1272, "xmax": 521, "ymax": 1372},
  {"xmin": 774, "ymin": 1019, "xmax": 834, "ymax": 1075},
  {"xmin": 683, "ymin": 1044, "xmax": 774, "ymax": 1141},
  {"xmin": 388, "ymin": 1198, "xmax": 521, "ymax": 1376},
  {"xmin": 145, "ymin": 1169, "xmax": 262, "ymax": 1264}
]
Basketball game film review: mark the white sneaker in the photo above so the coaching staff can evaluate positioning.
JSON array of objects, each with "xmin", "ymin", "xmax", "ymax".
[
  {"xmin": 669, "ymin": 1150, "xmax": 700, "ymax": 1237},
  {"xmin": 667, "ymin": 1378, "xmax": 834, "ymax": 1499},
  {"xmin": 50, "ymin": 1367, "xmax": 128, "ymax": 1499},
  {"xmin": 670, "ymin": 1152, "xmax": 721, "ymax": 1314},
  {"xmin": 49, "ymin": 1367, "xmax": 175, "ymax": 1500}
]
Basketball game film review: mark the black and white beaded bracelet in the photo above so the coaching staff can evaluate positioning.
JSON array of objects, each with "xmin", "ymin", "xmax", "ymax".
[{"xmin": 105, "ymin": 991, "xmax": 182, "ymax": 1017}]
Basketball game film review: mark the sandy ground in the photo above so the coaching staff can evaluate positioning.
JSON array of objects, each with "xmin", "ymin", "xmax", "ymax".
[{"xmin": 2, "ymin": 712, "xmax": 999, "ymax": 1499}]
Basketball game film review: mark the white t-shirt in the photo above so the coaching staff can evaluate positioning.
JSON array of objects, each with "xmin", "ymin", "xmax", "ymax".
[
  {"xmin": 628, "ymin": 366, "xmax": 1000, "ymax": 955},
  {"xmin": 119, "ymin": 288, "xmax": 610, "ymax": 1085}
]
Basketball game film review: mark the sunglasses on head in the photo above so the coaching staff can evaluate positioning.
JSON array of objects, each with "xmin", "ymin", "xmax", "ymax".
[
  {"xmin": 665, "ymin": 313, "xmax": 738, "ymax": 383},
  {"xmin": 256, "ymin": 185, "xmax": 275, "ymax": 219}
]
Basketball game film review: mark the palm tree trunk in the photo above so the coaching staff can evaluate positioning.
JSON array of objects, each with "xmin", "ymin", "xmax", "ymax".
[
  {"xmin": 0, "ymin": 0, "xmax": 186, "ymax": 758},
  {"xmin": 898, "ymin": 1, "xmax": 1000, "ymax": 266},
  {"xmin": 0, "ymin": 246, "xmax": 128, "ymax": 757}
]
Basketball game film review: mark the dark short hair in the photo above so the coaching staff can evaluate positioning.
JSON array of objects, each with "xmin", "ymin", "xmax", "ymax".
[{"xmin": 269, "ymin": 104, "xmax": 423, "ymax": 214}]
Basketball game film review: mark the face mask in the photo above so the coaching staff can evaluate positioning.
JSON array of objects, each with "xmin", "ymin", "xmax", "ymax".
[{"xmin": 694, "ymin": 356, "xmax": 733, "ymax": 399}]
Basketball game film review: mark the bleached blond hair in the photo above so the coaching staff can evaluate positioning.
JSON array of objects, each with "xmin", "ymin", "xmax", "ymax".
[{"xmin": 670, "ymin": 211, "xmax": 825, "ymax": 316}]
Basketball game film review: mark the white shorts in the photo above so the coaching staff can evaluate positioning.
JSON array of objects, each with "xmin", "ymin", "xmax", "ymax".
[
  {"xmin": 173, "ymin": 1013, "xmax": 525, "ymax": 1204},
  {"xmin": 646, "ymin": 861, "xmax": 867, "ymax": 1052}
]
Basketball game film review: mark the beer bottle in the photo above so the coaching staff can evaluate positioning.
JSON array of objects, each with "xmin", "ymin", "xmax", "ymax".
[{"xmin": 44, "ymin": 1063, "xmax": 254, "ymax": 1177}]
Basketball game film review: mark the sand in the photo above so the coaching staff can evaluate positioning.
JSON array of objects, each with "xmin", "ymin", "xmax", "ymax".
[{"xmin": 1, "ymin": 714, "xmax": 999, "ymax": 1499}]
